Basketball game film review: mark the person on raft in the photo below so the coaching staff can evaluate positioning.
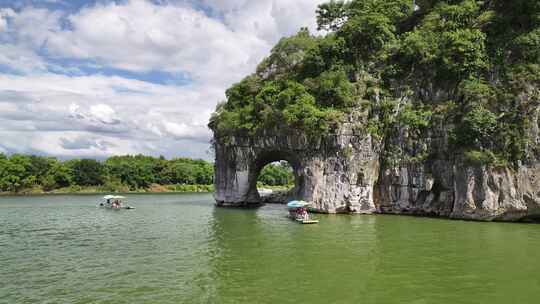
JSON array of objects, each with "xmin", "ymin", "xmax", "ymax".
[{"xmin": 296, "ymin": 207, "xmax": 309, "ymax": 220}]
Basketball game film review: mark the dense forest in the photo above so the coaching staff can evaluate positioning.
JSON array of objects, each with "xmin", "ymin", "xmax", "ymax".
[
  {"xmin": 210, "ymin": 0, "xmax": 540, "ymax": 167},
  {"xmin": 0, "ymin": 154, "xmax": 293, "ymax": 194}
]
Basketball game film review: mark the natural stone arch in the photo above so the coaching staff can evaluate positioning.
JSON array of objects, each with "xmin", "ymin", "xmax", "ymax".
[{"xmin": 212, "ymin": 120, "xmax": 381, "ymax": 213}]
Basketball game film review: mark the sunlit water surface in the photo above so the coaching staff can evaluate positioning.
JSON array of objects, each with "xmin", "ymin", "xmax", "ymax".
[{"xmin": 1, "ymin": 194, "xmax": 539, "ymax": 303}]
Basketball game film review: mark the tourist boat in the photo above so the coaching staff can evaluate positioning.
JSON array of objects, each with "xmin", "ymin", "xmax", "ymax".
[
  {"xmin": 99, "ymin": 195, "xmax": 135, "ymax": 210},
  {"xmin": 287, "ymin": 200, "xmax": 319, "ymax": 224}
]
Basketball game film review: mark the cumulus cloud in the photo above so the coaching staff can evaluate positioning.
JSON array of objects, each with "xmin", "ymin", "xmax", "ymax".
[
  {"xmin": 40, "ymin": 0, "xmax": 269, "ymax": 87},
  {"xmin": 89, "ymin": 104, "xmax": 119, "ymax": 125},
  {"xmin": 60, "ymin": 136, "xmax": 115, "ymax": 151},
  {"xmin": 0, "ymin": 44, "xmax": 48, "ymax": 73},
  {"xmin": 0, "ymin": 14, "xmax": 7, "ymax": 32},
  {"xmin": 4, "ymin": 6, "xmax": 63, "ymax": 49},
  {"xmin": 162, "ymin": 121, "xmax": 211, "ymax": 141},
  {"xmin": 0, "ymin": 72, "xmax": 221, "ymax": 157},
  {"xmin": 0, "ymin": 0, "xmax": 326, "ymax": 159},
  {"xmin": 201, "ymin": 0, "xmax": 322, "ymax": 43}
]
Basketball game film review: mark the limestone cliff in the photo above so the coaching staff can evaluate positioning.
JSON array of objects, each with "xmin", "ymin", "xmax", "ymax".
[
  {"xmin": 212, "ymin": 111, "xmax": 540, "ymax": 222},
  {"xmin": 210, "ymin": 0, "xmax": 540, "ymax": 222},
  {"xmin": 376, "ymin": 158, "xmax": 540, "ymax": 221}
]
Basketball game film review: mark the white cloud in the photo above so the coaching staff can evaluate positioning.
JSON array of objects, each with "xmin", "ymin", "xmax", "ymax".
[
  {"xmin": 0, "ymin": 17, "xmax": 6, "ymax": 32},
  {"xmin": 0, "ymin": 0, "xmax": 326, "ymax": 159},
  {"xmin": 163, "ymin": 121, "xmax": 211, "ymax": 141},
  {"xmin": 0, "ymin": 8, "xmax": 14, "ymax": 33},
  {"xmin": 7, "ymin": 6, "xmax": 63, "ymax": 49},
  {"xmin": 0, "ymin": 72, "xmax": 219, "ymax": 157},
  {"xmin": 89, "ymin": 104, "xmax": 119, "ymax": 124},
  {"xmin": 60, "ymin": 135, "xmax": 115, "ymax": 151},
  {"xmin": 42, "ymin": 0, "xmax": 270, "ymax": 86},
  {"xmin": 202, "ymin": 0, "xmax": 322, "ymax": 43},
  {"xmin": 0, "ymin": 44, "xmax": 48, "ymax": 73}
]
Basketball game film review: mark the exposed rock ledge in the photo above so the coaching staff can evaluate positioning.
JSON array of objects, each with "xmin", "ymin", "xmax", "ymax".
[{"xmin": 212, "ymin": 121, "xmax": 540, "ymax": 222}]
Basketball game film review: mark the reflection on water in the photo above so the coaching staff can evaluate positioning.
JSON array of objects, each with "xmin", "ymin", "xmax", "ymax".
[
  {"xmin": 209, "ymin": 207, "xmax": 380, "ymax": 304},
  {"xmin": 1, "ymin": 194, "xmax": 540, "ymax": 303}
]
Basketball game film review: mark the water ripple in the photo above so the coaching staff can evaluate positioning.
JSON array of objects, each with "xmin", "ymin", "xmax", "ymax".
[{"xmin": 1, "ymin": 195, "xmax": 540, "ymax": 303}]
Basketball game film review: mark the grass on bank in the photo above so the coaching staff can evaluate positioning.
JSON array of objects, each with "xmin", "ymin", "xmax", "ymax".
[
  {"xmin": 0, "ymin": 183, "xmax": 294, "ymax": 195},
  {"xmin": 0, "ymin": 183, "xmax": 215, "ymax": 195}
]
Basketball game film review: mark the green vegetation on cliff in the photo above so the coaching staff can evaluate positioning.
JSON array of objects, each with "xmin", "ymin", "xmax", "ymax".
[
  {"xmin": 0, "ymin": 154, "xmax": 293, "ymax": 194},
  {"xmin": 210, "ymin": 0, "xmax": 540, "ymax": 166}
]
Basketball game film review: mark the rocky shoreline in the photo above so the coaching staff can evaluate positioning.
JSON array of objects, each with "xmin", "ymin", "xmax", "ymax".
[{"xmin": 212, "ymin": 115, "xmax": 540, "ymax": 222}]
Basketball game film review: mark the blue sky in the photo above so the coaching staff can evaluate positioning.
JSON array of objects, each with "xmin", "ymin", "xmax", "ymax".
[{"xmin": 0, "ymin": 0, "xmax": 324, "ymax": 160}]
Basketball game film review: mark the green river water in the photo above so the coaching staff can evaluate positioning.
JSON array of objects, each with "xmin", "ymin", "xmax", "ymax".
[{"xmin": 1, "ymin": 193, "xmax": 539, "ymax": 303}]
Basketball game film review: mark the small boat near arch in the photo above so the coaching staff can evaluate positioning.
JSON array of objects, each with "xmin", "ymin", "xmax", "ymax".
[{"xmin": 287, "ymin": 200, "xmax": 319, "ymax": 224}]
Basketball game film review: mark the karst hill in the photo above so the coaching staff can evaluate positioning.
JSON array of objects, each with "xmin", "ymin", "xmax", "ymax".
[{"xmin": 209, "ymin": 0, "xmax": 540, "ymax": 221}]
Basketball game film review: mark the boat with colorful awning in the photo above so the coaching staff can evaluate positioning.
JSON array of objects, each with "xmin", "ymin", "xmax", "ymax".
[{"xmin": 287, "ymin": 200, "xmax": 318, "ymax": 224}]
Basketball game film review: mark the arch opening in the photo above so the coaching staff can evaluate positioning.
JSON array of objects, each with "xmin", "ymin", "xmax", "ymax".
[
  {"xmin": 248, "ymin": 150, "xmax": 304, "ymax": 204},
  {"xmin": 257, "ymin": 161, "xmax": 294, "ymax": 193}
]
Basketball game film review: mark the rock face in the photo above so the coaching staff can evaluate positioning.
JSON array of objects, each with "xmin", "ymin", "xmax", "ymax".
[
  {"xmin": 213, "ymin": 116, "xmax": 540, "ymax": 222},
  {"xmin": 213, "ymin": 115, "xmax": 381, "ymax": 213},
  {"xmin": 376, "ymin": 161, "xmax": 540, "ymax": 221}
]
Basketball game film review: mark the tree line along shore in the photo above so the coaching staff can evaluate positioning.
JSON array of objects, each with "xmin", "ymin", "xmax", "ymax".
[{"xmin": 0, "ymin": 154, "xmax": 293, "ymax": 195}]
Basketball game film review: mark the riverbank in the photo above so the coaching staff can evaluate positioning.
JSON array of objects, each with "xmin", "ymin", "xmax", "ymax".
[
  {"xmin": 0, "ymin": 184, "xmax": 293, "ymax": 196},
  {"xmin": 0, "ymin": 183, "xmax": 214, "ymax": 196}
]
